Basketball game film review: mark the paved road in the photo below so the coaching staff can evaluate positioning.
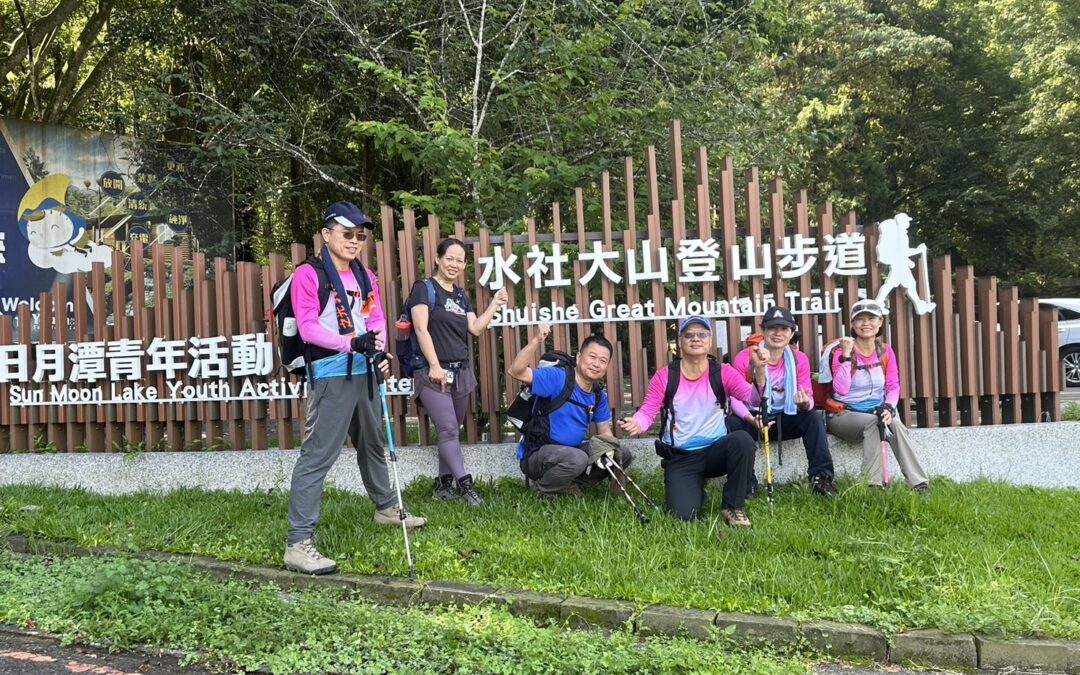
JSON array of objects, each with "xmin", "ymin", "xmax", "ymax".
[{"xmin": 0, "ymin": 630, "xmax": 212, "ymax": 675}]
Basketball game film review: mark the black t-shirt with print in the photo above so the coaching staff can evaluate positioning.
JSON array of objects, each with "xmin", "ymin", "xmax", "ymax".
[{"xmin": 409, "ymin": 278, "xmax": 472, "ymax": 363}]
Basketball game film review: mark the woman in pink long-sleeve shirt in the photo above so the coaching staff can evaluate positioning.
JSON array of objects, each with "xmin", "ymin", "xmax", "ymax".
[{"xmin": 825, "ymin": 299, "xmax": 929, "ymax": 493}]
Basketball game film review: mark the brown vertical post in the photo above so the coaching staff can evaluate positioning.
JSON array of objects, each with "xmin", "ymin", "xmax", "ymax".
[
  {"xmin": 623, "ymin": 229, "xmax": 646, "ymax": 405},
  {"xmin": 670, "ymin": 120, "xmax": 684, "ymax": 205},
  {"xmin": 1019, "ymin": 297, "xmax": 1041, "ymax": 422},
  {"xmin": 744, "ymin": 168, "xmax": 765, "ymax": 322},
  {"xmin": 498, "ymin": 232, "xmax": 517, "ymax": 437},
  {"xmin": 815, "ymin": 202, "xmax": 839, "ymax": 353},
  {"xmin": 767, "ymin": 179, "xmax": 786, "ymax": 309},
  {"xmin": 16, "ymin": 305, "xmax": 35, "ymax": 450},
  {"xmin": 718, "ymin": 158, "xmax": 741, "ymax": 356},
  {"xmin": 1040, "ymin": 304, "xmax": 1061, "ymax": 418},
  {"xmin": 624, "ymin": 157, "xmax": 647, "ymax": 398},
  {"xmin": 888, "ymin": 289, "xmax": 912, "ymax": 425},
  {"xmin": 999, "ymin": 286, "xmax": 1021, "ymax": 423},
  {"xmin": 955, "ymin": 267, "xmax": 979, "ymax": 424},
  {"xmin": 977, "ymin": 277, "xmax": 1002, "ymax": 424},
  {"xmin": 791, "ymin": 190, "xmax": 815, "ymax": 358},
  {"xmin": 473, "ymin": 232, "xmax": 498, "ymax": 443},
  {"xmin": 600, "ymin": 172, "xmax": 622, "ymax": 416},
  {"xmin": 91, "ymin": 261, "xmax": 121, "ymax": 449},
  {"xmin": 839, "ymin": 212, "xmax": 861, "ymax": 321},
  {"xmin": 39, "ymin": 287, "xmax": 63, "ymax": 451},
  {"xmin": 550, "ymin": 203, "xmax": 571, "ymax": 353},
  {"xmin": 933, "ymin": 256, "xmax": 957, "ymax": 426}
]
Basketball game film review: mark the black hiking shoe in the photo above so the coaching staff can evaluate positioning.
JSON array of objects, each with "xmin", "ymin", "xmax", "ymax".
[
  {"xmin": 746, "ymin": 477, "xmax": 759, "ymax": 499},
  {"xmin": 456, "ymin": 474, "xmax": 484, "ymax": 507},
  {"xmin": 432, "ymin": 474, "xmax": 460, "ymax": 501},
  {"xmin": 810, "ymin": 474, "xmax": 837, "ymax": 496}
]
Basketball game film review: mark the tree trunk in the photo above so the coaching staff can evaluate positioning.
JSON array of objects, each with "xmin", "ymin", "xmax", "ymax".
[
  {"xmin": 46, "ymin": 0, "xmax": 113, "ymax": 122},
  {"xmin": 0, "ymin": 0, "xmax": 84, "ymax": 81}
]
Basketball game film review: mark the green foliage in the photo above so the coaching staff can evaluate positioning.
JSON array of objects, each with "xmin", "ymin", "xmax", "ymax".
[
  {"xmin": 3, "ymin": 0, "xmax": 1077, "ymax": 288},
  {"xmin": 1062, "ymin": 401, "xmax": 1080, "ymax": 422},
  {"xmin": 2, "ymin": 477, "xmax": 1079, "ymax": 639},
  {"xmin": 0, "ymin": 553, "xmax": 806, "ymax": 674}
]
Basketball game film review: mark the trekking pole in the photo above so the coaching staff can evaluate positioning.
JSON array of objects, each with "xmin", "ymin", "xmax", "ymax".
[
  {"xmin": 606, "ymin": 458, "xmax": 659, "ymax": 510},
  {"xmin": 877, "ymin": 409, "xmax": 890, "ymax": 487},
  {"xmin": 372, "ymin": 352, "xmax": 416, "ymax": 580},
  {"xmin": 602, "ymin": 459, "xmax": 649, "ymax": 524},
  {"xmin": 761, "ymin": 417, "xmax": 775, "ymax": 515}
]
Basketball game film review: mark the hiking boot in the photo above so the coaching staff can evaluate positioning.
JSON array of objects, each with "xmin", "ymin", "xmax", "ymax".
[
  {"xmin": 913, "ymin": 482, "xmax": 931, "ymax": 496},
  {"xmin": 284, "ymin": 538, "xmax": 337, "ymax": 575},
  {"xmin": 810, "ymin": 474, "xmax": 838, "ymax": 496},
  {"xmin": 456, "ymin": 474, "xmax": 484, "ymax": 507},
  {"xmin": 746, "ymin": 477, "xmax": 759, "ymax": 499},
  {"xmin": 374, "ymin": 505, "xmax": 428, "ymax": 528},
  {"xmin": 432, "ymin": 474, "xmax": 460, "ymax": 501},
  {"xmin": 721, "ymin": 508, "xmax": 752, "ymax": 527}
]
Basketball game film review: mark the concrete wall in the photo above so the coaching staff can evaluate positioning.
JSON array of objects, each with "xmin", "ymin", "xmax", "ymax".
[{"xmin": 2, "ymin": 422, "xmax": 1078, "ymax": 495}]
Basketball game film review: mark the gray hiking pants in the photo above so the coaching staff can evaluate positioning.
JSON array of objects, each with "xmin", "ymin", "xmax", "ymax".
[
  {"xmin": 522, "ymin": 442, "xmax": 633, "ymax": 495},
  {"xmin": 287, "ymin": 374, "xmax": 395, "ymax": 545},
  {"xmin": 827, "ymin": 410, "xmax": 928, "ymax": 487}
]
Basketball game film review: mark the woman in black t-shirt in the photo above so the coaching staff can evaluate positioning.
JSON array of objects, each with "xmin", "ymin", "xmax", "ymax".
[{"xmin": 409, "ymin": 238, "xmax": 508, "ymax": 506}]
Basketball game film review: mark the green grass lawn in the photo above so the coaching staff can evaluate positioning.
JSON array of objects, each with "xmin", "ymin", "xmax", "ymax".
[
  {"xmin": 2, "ymin": 475, "xmax": 1078, "ymax": 639},
  {"xmin": 0, "ymin": 552, "xmax": 807, "ymax": 674}
]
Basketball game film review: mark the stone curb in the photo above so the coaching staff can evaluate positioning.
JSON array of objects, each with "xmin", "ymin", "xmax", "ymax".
[
  {"xmin": 977, "ymin": 634, "xmax": 1080, "ymax": 674},
  {"xmin": 4, "ymin": 534, "xmax": 1077, "ymax": 672}
]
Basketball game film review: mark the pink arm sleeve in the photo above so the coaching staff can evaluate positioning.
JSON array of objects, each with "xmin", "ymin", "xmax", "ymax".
[
  {"xmin": 631, "ymin": 369, "xmax": 669, "ymax": 430},
  {"xmin": 364, "ymin": 268, "xmax": 386, "ymax": 335},
  {"xmin": 291, "ymin": 264, "xmax": 351, "ymax": 353},
  {"xmin": 884, "ymin": 345, "xmax": 900, "ymax": 406},
  {"xmin": 796, "ymin": 351, "xmax": 815, "ymax": 411},
  {"xmin": 831, "ymin": 348, "xmax": 852, "ymax": 396}
]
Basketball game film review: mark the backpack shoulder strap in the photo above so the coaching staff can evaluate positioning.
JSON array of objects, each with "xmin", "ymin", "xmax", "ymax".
[
  {"xmin": 423, "ymin": 278, "xmax": 437, "ymax": 309},
  {"xmin": 302, "ymin": 258, "xmax": 334, "ymax": 313},
  {"xmin": 707, "ymin": 359, "xmax": 726, "ymax": 408},
  {"xmin": 536, "ymin": 366, "xmax": 578, "ymax": 417}
]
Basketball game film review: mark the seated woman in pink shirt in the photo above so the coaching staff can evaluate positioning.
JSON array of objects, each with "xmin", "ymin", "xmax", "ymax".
[{"xmin": 825, "ymin": 299, "xmax": 929, "ymax": 493}]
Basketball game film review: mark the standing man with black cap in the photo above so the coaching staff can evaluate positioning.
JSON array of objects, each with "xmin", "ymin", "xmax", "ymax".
[
  {"xmin": 727, "ymin": 305, "xmax": 838, "ymax": 496},
  {"xmin": 284, "ymin": 201, "xmax": 426, "ymax": 575}
]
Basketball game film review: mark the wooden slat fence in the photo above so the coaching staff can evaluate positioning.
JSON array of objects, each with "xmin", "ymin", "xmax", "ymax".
[{"xmin": 0, "ymin": 121, "xmax": 1063, "ymax": 452}]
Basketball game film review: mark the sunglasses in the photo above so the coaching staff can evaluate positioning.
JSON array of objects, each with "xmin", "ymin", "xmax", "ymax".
[
  {"xmin": 326, "ymin": 228, "xmax": 367, "ymax": 241},
  {"xmin": 680, "ymin": 330, "xmax": 711, "ymax": 340}
]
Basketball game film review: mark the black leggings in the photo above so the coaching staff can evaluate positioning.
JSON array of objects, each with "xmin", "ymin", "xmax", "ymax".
[{"xmin": 661, "ymin": 432, "xmax": 755, "ymax": 521}]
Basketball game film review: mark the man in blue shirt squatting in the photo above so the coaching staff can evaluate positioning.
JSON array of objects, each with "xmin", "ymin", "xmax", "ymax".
[
  {"xmin": 284, "ymin": 201, "xmax": 426, "ymax": 576},
  {"xmin": 506, "ymin": 323, "xmax": 631, "ymax": 497}
]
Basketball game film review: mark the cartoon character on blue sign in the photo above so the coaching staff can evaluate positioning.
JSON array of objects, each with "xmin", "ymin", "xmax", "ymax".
[{"xmin": 17, "ymin": 174, "xmax": 111, "ymax": 273}]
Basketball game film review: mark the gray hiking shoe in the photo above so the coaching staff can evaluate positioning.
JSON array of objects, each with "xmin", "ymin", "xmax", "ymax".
[
  {"xmin": 284, "ymin": 538, "xmax": 337, "ymax": 575},
  {"xmin": 433, "ymin": 474, "xmax": 460, "ymax": 500},
  {"xmin": 456, "ymin": 474, "xmax": 483, "ymax": 507},
  {"xmin": 374, "ymin": 505, "xmax": 427, "ymax": 528}
]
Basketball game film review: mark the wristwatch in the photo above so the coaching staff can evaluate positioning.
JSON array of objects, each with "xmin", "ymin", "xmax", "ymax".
[{"xmin": 838, "ymin": 354, "xmax": 851, "ymax": 364}]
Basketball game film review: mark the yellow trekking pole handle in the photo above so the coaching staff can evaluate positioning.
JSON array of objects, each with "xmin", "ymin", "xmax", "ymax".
[{"xmin": 762, "ymin": 421, "xmax": 773, "ymax": 485}]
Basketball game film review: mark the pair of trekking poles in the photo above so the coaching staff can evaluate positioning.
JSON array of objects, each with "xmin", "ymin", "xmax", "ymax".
[{"xmin": 371, "ymin": 349, "xmax": 665, "ymax": 578}]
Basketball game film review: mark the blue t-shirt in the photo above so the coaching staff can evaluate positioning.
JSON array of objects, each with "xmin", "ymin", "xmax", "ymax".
[{"xmin": 516, "ymin": 366, "xmax": 611, "ymax": 459}]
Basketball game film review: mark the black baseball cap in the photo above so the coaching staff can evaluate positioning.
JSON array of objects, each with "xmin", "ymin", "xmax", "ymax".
[
  {"xmin": 761, "ymin": 306, "xmax": 797, "ymax": 329},
  {"xmin": 323, "ymin": 201, "xmax": 374, "ymax": 230}
]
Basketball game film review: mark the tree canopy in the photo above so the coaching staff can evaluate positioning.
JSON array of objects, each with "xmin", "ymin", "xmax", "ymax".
[{"xmin": 2, "ymin": 0, "xmax": 1076, "ymax": 291}]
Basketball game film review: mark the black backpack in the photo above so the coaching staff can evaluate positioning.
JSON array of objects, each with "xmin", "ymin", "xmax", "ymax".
[
  {"xmin": 656, "ymin": 355, "xmax": 726, "ymax": 457},
  {"xmin": 508, "ymin": 351, "xmax": 603, "ymax": 458},
  {"xmin": 270, "ymin": 256, "xmax": 372, "ymax": 376}
]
